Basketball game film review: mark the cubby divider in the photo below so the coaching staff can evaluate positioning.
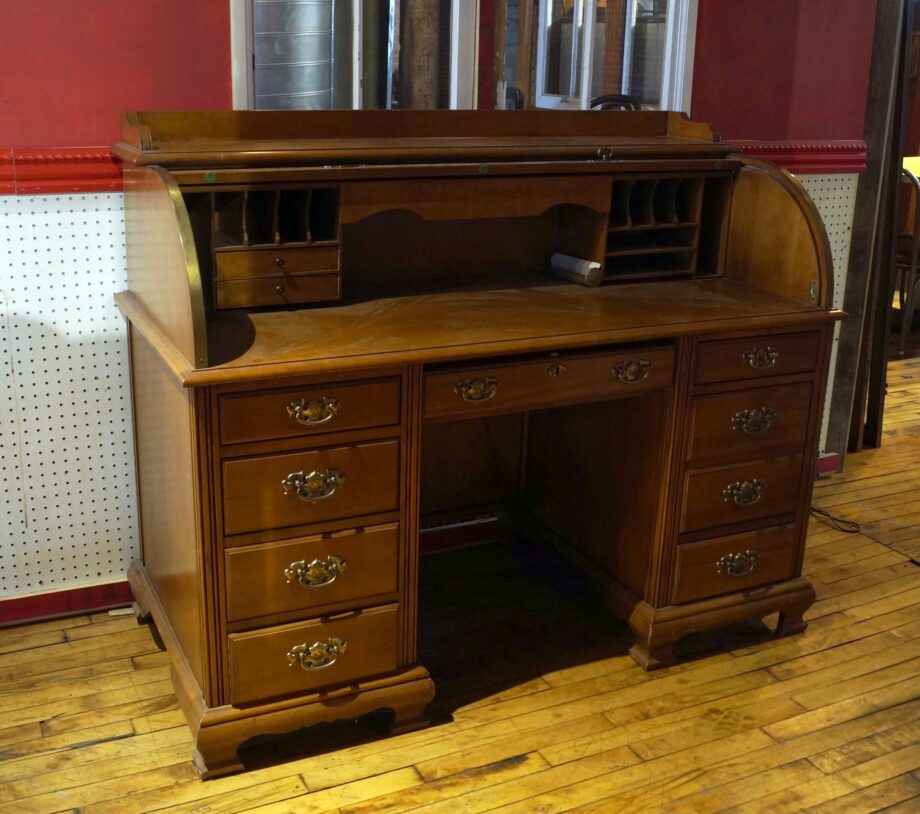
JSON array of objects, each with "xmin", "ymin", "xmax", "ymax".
[{"xmin": 602, "ymin": 173, "xmax": 728, "ymax": 284}]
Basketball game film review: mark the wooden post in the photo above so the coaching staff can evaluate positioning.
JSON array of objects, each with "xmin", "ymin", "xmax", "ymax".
[
  {"xmin": 602, "ymin": 0, "xmax": 629, "ymax": 96},
  {"xmin": 398, "ymin": 0, "xmax": 441, "ymax": 109}
]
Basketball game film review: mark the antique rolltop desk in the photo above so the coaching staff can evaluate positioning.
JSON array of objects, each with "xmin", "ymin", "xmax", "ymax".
[{"xmin": 113, "ymin": 110, "xmax": 840, "ymax": 777}]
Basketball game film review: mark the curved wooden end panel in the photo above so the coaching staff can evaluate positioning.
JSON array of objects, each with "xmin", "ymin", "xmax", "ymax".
[
  {"xmin": 124, "ymin": 166, "xmax": 208, "ymax": 367},
  {"xmin": 724, "ymin": 157, "xmax": 834, "ymax": 308}
]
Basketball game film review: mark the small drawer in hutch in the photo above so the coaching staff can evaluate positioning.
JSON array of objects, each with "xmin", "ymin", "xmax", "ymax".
[
  {"xmin": 222, "ymin": 439, "xmax": 400, "ymax": 537},
  {"xmin": 215, "ymin": 273, "xmax": 340, "ymax": 310},
  {"xmin": 686, "ymin": 382, "xmax": 813, "ymax": 464},
  {"xmin": 219, "ymin": 378, "xmax": 401, "ymax": 445},
  {"xmin": 680, "ymin": 455, "xmax": 804, "ymax": 534},
  {"xmin": 225, "ymin": 524, "xmax": 400, "ymax": 623},
  {"xmin": 228, "ymin": 604, "xmax": 400, "ymax": 706},
  {"xmin": 693, "ymin": 331, "xmax": 821, "ymax": 385},
  {"xmin": 214, "ymin": 245, "xmax": 340, "ymax": 280},
  {"xmin": 424, "ymin": 346, "xmax": 675, "ymax": 420},
  {"xmin": 671, "ymin": 525, "xmax": 799, "ymax": 604}
]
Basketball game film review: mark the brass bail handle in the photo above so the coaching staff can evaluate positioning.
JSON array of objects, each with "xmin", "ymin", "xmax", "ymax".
[
  {"xmin": 716, "ymin": 550, "xmax": 760, "ymax": 577},
  {"xmin": 454, "ymin": 377, "xmax": 500, "ymax": 403},
  {"xmin": 742, "ymin": 346, "xmax": 779, "ymax": 370},
  {"xmin": 281, "ymin": 468, "xmax": 346, "ymax": 502},
  {"xmin": 731, "ymin": 406, "xmax": 777, "ymax": 436},
  {"xmin": 723, "ymin": 479, "xmax": 766, "ymax": 507},
  {"xmin": 612, "ymin": 360, "xmax": 651, "ymax": 383},
  {"xmin": 284, "ymin": 555, "xmax": 348, "ymax": 588},
  {"xmin": 286, "ymin": 396, "xmax": 339, "ymax": 426},
  {"xmin": 286, "ymin": 637, "xmax": 348, "ymax": 671}
]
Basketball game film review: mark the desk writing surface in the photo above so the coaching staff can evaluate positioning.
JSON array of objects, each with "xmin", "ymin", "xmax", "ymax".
[{"xmin": 189, "ymin": 278, "xmax": 835, "ymax": 385}]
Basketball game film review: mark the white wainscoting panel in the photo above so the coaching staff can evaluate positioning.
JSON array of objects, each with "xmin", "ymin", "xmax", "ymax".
[
  {"xmin": 0, "ymin": 193, "xmax": 137, "ymax": 598},
  {"xmin": 797, "ymin": 173, "xmax": 859, "ymax": 455}
]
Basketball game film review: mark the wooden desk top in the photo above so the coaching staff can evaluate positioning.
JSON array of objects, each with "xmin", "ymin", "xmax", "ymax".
[{"xmin": 118, "ymin": 278, "xmax": 840, "ymax": 387}]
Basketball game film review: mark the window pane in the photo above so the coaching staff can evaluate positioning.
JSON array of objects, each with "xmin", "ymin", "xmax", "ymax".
[
  {"xmin": 253, "ymin": 0, "xmax": 337, "ymax": 109},
  {"xmin": 626, "ymin": 0, "xmax": 667, "ymax": 107},
  {"xmin": 543, "ymin": 0, "xmax": 582, "ymax": 98}
]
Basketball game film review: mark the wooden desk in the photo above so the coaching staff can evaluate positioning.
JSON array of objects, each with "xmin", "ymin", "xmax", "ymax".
[{"xmin": 114, "ymin": 110, "xmax": 841, "ymax": 777}]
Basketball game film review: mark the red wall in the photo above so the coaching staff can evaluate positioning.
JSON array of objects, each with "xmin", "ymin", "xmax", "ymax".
[
  {"xmin": 0, "ymin": 1, "xmax": 231, "ymax": 148},
  {"xmin": 691, "ymin": 0, "xmax": 877, "ymax": 142}
]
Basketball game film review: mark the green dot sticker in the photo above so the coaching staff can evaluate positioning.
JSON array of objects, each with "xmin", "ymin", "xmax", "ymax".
[
  {"xmin": 205, "ymin": 171, "xmax": 217, "ymax": 182},
  {"xmin": 479, "ymin": 164, "xmax": 489, "ymax": 176}
]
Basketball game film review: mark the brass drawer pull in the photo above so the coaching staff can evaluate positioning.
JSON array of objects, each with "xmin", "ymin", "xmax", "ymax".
[
  {"xmin": 742, "ymin": 346, "xmax": 779, "ymax": 369},
  {"xmin": 716, "ymin": 550, "xmax": 760, "ymax": 577},
  {"xmin": 723, "ymin": 479, "xmax": 765, "ymax": 507},
  {"xmin": 731, "ymin": 407, "xmax": 776, "ymax": 436},
  {"xmin": 548, "ymin": 363, "xmax": 568, "ymax": 377},
  {"xmin": 454, "ymin": 377, "xmax": 500, "ymax": 403},
  {"xmin": 281, "ymin": 468, "xmax": 346, "ymax": 502},
  {"xmin": 612, "ymin": 360, "xmax": 651, "ymax": 383},
  {"xmin": 286, "ymin": 636, "xmax": 348, "ymax": 671},
  {"xmin": 286, "ymin": 396, "xmax": 340, "ymax": 426},
  {"xmin": 284, "ymin": 555, "xmax": 347, "ymax": 588}
]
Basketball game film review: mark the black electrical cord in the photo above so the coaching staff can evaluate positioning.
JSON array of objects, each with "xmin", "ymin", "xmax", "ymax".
[{"xmin": 810, "ymin": 505, "xmax": 861, "ymax": 534}]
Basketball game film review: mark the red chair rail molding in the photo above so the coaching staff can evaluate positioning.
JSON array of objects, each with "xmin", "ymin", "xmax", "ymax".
[{"xmin": 0, "ymin": 148, "xmax": 123, "ymax": 195}]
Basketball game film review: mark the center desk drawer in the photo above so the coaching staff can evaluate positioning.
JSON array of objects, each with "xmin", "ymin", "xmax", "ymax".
[
  {"xmin": 424, "ymin": 346, "xmax": 674, "ymax": 420},
  {"xmin": 219, "ymin": 378, "xmax": 400, "ymax": 445},
  {"xmin": 225, "ymin": 524, "xmax": 399, "ymax": 622},
  {"xmin": 681, "ymin": 455, "xmax": 804, "ymax": 534},
  {"xmin": 222, "ymin": 440, "xmax": 399, "ymax": 537},
  {"xmin": 228, "ymin": 604, "xmax": 399, "ymax": 706}
]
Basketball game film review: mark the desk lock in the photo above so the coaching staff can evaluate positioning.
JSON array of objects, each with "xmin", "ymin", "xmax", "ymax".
[
  {"xmin": 287, "ymin": 637, "xmax": 348, "ymax": 671},
  {"xmin": 281, "ymin": 468, "xmax": 346, "ymax": 502},
  {"xmin": 286, "ymin": 396, "xmax": 340, "ymax": 426},
  {"xmin": 731, "ymin": 406, "xmax": 776, "ymax": 435},
  {"xmin": 716, "ymin": 550, "xmax": 760, "ymax": 578},
  {"xmin": 284, "ymin": 555, "xmax": 347, "ymax": 589},
  {"xmin": 723, "ymin": 479, "xmax": 765, "ymax": 507}
]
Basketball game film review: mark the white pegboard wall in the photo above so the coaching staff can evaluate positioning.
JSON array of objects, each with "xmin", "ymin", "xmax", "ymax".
[
  {"xmin": 0, "ymin": 193, "xmax": 137, "ymax": 598},
  {"xmin": 796, "ymin": 173, "xmax": 859, "ymax": 456}
]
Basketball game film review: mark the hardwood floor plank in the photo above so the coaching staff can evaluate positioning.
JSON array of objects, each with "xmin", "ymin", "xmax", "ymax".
[{"xmin": 802, "ymin": 774, "xmax": 920, "ymax": 814}]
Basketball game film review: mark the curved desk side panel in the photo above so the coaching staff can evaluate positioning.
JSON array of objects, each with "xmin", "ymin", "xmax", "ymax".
[
  {"xmin": 725, "ymin": 157, "xmax": 834, "ymax": 308},
  {"xmin": 124, "ymin": 166, "xmax": 208, "ymax": 368}
]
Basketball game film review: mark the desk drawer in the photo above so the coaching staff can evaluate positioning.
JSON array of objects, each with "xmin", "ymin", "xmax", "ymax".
[
  {"xmin": 219, "ymin": 378, "xmax": 400, "ymax": 445},
  {"xmin": 222, "ymin": 439, "xmax": 399, "ymax": 537},
  {"xmin": 687, "ymin": 382, "xmax": 813, "ymax": 464},
  {"xmin": 225, "ymin": 524, "xmax": 399, "ymax": 622},
  {"xmin": 680, "ymin": 455, "xmax": 804, "ymax": 534},
  {"xmin": 215, "ymin": 273, "xmax": 340, "ymax": 309},
  {"xmin": 228, "ymin": 604, "xmax": 399, "ymax": 705},
  {"xmin": 672, "ymin": 525, "xmax": 799, "ymax": 604},
  {"xmin": 215, "ymin": 245, "xmax": 339, "ymax": 280},
  {"xmin": 694, "ymin": 332, "xmax": 821, "ymax": 385},
  {"xmin": 424, "ymin": 346, "xmax": 674, "ymax": 420}
]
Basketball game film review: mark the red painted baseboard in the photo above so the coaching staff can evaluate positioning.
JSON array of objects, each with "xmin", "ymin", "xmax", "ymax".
[
  {"xmin": 0, "ymin": 580, "xmax": 133, "ymax": 627},
  {"xmin": 0, "ymin": 147, "xmax": 122, "ymax": 195},
  {"xmin": 817, "ymin": 452, "xmax": 842, "ymax": 476},
  {"xmin": 730, "ymin": 140, "xmax": 867, "ymax": 174}
]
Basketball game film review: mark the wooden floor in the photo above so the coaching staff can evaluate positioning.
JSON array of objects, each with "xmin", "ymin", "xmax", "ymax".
[{"xmin": 5, "ymin": 362, "xmax": 920, "ymax": 813}]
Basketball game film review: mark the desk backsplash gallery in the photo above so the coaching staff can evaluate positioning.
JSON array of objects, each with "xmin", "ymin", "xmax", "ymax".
[{"xmin": 0, "ymin": 178, "xmax": 855, "ymax": 605}]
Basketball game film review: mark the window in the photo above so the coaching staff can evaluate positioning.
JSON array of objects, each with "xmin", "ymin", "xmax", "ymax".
[
  {"xmin": 229, "ymin": 0, "xmax": 695, "ymax": 112},
  {"xmin": 532, "ymin": 0, "xmax": 696, "ymax": 110}
]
